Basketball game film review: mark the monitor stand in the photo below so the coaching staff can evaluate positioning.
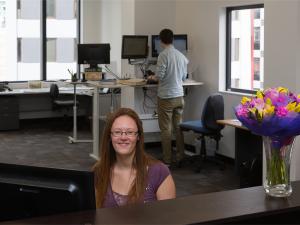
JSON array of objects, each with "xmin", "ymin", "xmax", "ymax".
[{"xmin": 85, "ymin": 64, "xmax": 101, "ymax": 72}]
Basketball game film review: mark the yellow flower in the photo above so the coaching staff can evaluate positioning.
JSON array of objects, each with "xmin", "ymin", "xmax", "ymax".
[
  {"xmin": 256, "ymin": 90, "xmax": 264, "ymax": 99},
  {"xmin": 249, "ymin": 107, "xmax": 263, "ymax": 121},
  {"xmin": 277, "ymin": 87, "xmax": 288, "ymax": 94},
  {"xmin": 265, "ymin": 98, "xmax": 272, "ymax": 105},
  {"xmin": 286, "ymin": 102, "xmax": 297, "ymax": 111},
  {"xmin": 241, "ymin": 97, "xmax": 251, "ymax": 105},
  {"xmin": 263, "ymin": 104, "xmax": 275, "ymax": 115},
  {"xmin": 295, "ymin": 104, "xmax": 300, "ymax": 113}
]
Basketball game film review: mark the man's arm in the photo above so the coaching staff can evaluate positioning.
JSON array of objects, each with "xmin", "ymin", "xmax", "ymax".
[{"xmin": 155, "ymin": 53, "xmax": 167, "ymax": 80}]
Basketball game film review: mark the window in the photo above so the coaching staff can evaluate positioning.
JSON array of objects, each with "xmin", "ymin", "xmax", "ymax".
[
  {"xmin": 254, "ymin": 8, "xmax": 260, "ymax": 19},
  {"xmin": 254, "ymin": 58, "xmax": 260, "ymax": 80},
  {"xmin": 232, "ymin": 38, "xmax": 239, "ymax": 61},
  {"xmin": 0, "ymin": 0, "xmax": 79, "ymax": 82},
  {"xmin": 226, "ymin": 4, "xmax": 264, "ymax": 93},
  {"xmin": 254, "ymin": 27, "xmax": 260, "ymax": 50}
]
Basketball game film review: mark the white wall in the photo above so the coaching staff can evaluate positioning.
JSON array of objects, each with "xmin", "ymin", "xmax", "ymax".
[
  {"xmin": 82, "ymin": 0, "xmax": 101, "ymax": 43},
  {"xmin": 82, "ymin": 0, "xmax": 133, "ymax": 76},
  {"xmin": 135, "ymin": 0, "xmax": 176, "ymax": 35}
]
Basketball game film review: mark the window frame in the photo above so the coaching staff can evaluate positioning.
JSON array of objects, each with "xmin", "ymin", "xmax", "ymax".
[{"xmin": 226, "ymin": 4, "xmax": 264, "ymax": 94}]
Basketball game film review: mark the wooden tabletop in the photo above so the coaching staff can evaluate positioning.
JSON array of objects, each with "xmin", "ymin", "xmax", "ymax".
[{"xmin": 217, "ymin": 119, "xmax": 249, "ymax": 131}]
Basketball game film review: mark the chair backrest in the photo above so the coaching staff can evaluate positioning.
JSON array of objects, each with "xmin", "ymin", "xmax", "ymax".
[
  {"xmin": 201, "ymin": 93, "xmax": 225, "ymax": 131},
  {"xmin": 50, "ymin": 84, "xmax": 59, "ymax": 100}
]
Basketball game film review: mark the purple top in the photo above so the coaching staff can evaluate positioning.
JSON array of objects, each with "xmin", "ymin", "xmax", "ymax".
[{"xmin": 102, "ymin": 162, "xmax": 170, "ymax": 208}]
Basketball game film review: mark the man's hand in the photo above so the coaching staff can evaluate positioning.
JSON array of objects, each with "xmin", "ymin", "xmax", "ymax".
[
  {"xmin": 146, "ymin": 75, "xmax": 159, "ymax": 84},
  {"xmin": 148, "ymin": 75, "xmax": 159, "ymax": 82}
]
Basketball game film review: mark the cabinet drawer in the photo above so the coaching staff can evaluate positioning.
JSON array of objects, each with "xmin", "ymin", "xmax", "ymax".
[
  {"xmin": 0, "ymin": 96, "xmax": 19, "ymax": 113},
  {"xmin": 0, "ymin": 113, "xmax": 19, "ymax": 130}
]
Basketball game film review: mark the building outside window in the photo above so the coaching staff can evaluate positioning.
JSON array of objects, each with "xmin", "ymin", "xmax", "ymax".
[
  {"xmin": 0, "ymin": 0, "xmax": 79, "ymax": 82},
  {"xmin": 226, "ymin": 4, "xmax": 264, "ymax": 93}
]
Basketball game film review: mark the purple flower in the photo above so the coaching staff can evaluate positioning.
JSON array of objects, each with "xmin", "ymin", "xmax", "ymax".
[
  {"xmin": 276, "ymin": 106, "xmax": 288, "ymax": 117},
  {"xmin": 234, "ymin": 87, "xmax": 300, "ymax": 147},
  {"xmin": 236, "ymin": 106, "xmax": 248, "ymax": 117}
]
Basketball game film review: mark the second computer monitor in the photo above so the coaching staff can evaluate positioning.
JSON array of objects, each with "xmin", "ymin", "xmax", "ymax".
[
  {"xmin": 121, "ymin": 35, "xmax": 148, "ymax": 59},
  {"xmin": 151, "ymin": 34, "xmax": 188, "ymax": 57}
]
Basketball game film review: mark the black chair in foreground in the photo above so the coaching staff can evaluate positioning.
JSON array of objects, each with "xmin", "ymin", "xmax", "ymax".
[
  {"xmin": 50, "ymin": 84, "xmax": 77, "ymax": 129},
  {"xmin": 179, "ymin": 93, "xmax": 225, "ymax": 173}
]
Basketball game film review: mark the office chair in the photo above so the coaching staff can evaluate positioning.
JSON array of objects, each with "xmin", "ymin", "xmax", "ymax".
[
  {"xmin": 179, "ymin": 93, "xmax": 225, "ymax": 173},
  {"xmin": 49, "ymin": 84, "xmax": 77, "ymax": 129}
]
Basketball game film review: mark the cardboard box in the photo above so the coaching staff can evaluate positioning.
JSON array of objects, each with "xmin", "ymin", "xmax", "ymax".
[{"xmin": 85, "ymin": 72, "xmax": 102, "ymax": 81}]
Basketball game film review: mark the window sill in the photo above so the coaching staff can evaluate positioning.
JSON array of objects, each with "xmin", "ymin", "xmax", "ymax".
[{"xmin": 219, "ymin": 90, "xmax": 253, "ymax": 97}]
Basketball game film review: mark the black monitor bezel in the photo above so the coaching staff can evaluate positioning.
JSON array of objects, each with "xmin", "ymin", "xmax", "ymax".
[
  {"xmin": 77, "ymin": 43, "xmax": 111, "ymax": 66},
  {"xmin": 151, "ymin": 34, "xmax": 188, "ymax": 57},
  {"xmin": 121, "ymin": 35, "xmax": 149, "ymax": 59},
  {"xmin": 0, "ymin": 163, "xmax": 95, "ymax": 221}
]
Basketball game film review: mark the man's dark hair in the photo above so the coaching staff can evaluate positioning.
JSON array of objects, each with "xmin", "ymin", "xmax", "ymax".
[{"xmin": 159, "ymin": 29, "xmax": 173, "ymax": 44}]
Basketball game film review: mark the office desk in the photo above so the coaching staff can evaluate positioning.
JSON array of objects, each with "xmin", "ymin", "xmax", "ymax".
[
  {"xmin": 217, "ymin": 119, "xmax": 263, "ymax": 188},
  {"xmin": 88, "ymin": 79, "xmax": 204, "ymax": 160},
  {"xmin": 0, "ymin": 86, "xmax": 93, "ymax": 130},
  {"xmin": 3, "ymin": 181, "xmax": 300, "ymax": 224},
  {"xmin": 0, "ymin": 87, "xmax": 92, "ymax": 96}
]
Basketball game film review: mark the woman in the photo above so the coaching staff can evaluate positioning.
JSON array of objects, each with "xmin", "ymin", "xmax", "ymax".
[{"xmin": 93, "ymin": 108, "xmax": 176, "ymax": 208}]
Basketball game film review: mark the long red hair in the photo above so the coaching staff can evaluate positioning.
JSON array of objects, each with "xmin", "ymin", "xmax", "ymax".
[{"xmin": 93, "ymin": 108, "xmax": 156, "ymax": 208}]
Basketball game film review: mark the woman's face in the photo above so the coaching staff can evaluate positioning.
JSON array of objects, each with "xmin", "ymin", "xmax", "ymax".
[{"xmin": 111, "ymin": 115, "xmax": 139, "ymax": 157}]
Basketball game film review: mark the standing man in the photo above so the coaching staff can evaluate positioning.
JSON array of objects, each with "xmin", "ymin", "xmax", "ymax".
[{"xmin": 148, "ymin": 28, "xmax": 189, "ymax": 166}]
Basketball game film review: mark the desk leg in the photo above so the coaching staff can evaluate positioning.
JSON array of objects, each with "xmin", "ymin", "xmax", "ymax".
[
  {"xmin": 68, "ymin": 83, "xmax": 93, "ymax": 144},
  {"xmin": 73, "ymin": 83, "xmax": 77, "ymax": 140},
  {"xmin": 90, "ymin": 86, "xmax": 100, "ymax": 160}
]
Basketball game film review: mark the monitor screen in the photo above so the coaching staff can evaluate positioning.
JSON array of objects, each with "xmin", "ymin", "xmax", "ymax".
[
  {"xmin": 0, "ymin": 163, "xmax": 95, "ymax": 222},
  {"xmin": 151, "ymin": 34, "xmax": 188, "ymax": 57},
  {"xmin": 121, "ymin": 35, "xmax": 148, "ymax": 59},
  {"xmin": 78, "ymin": 43, "xmax": 110, "ymax": 67}
]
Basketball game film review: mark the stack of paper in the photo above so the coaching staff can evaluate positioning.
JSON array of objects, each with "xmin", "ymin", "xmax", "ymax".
[{"xmin": 117, "ymin": 78, "xmax": 146, "ymax": 86}]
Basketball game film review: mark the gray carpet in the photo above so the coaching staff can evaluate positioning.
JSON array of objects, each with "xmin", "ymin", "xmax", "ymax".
[{"xmin": 0, "ymin": 118, "xmax": 239, "ymax": 197}]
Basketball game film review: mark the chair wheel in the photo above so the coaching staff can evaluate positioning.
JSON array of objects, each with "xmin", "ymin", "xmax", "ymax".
[{"xmin": 68, "ymin": 137, "xmax": 74, "ymax": 143}]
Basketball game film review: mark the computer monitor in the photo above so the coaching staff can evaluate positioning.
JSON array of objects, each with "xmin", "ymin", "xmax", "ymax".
[
  {"xmin": 77, "ymin": 43, "xmax": 110, "ymax": 69},
  {"xmin": 121, "ymin": 35, "xmax": 148, "ymax": 59},
  {"xmin": 0, "ymin": 163, "xmax": 95, "ymax": 222},
  {"xmin": 151, "ymin": 34, "xmax": 188, "ymax": 57}
]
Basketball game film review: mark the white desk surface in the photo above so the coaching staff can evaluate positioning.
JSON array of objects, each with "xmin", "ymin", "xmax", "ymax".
[
  {"xmin": 0, "ymin": 86, "xmax": 93, "ymax": 95},
  {"xmin": 87, "ymin": 79, "xmax": 203, "ymax": 88},
  {"xmin": 0, "ymin": 88, "xmax": 50, "ymax": 95},
  {"xmin": 0, "ymin": 79, "xmax": 203, "ymax": 95}
]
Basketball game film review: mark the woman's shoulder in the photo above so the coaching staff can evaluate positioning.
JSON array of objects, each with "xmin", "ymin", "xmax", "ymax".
[
  {"xmin": 148, "ymin": 161, "xmax": 170, "ymax": 176},
  {"xmin": 146, "ymin": 161, "xmax": 171, "ymax": 192}
]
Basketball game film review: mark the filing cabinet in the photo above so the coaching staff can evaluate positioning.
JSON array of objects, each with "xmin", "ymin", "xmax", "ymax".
[{"xmin": 0, "ymin": 96, "xmax": 19, "ymax": 130}]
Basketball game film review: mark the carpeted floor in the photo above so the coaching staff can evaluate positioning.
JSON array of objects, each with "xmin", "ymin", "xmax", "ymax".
[{"xmin": 0, "ymin": 117, "xmax": 240, "ymax": 197}]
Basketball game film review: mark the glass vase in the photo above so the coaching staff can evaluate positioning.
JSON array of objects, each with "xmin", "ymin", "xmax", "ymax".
[{"xmin": 263, "ymin": 136, "xmax": 295, "ymax": 197}]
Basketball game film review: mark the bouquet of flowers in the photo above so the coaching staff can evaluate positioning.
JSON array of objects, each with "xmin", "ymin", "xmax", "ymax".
[
  {"xmin": 235, "ymin": 87, "xmax": 300, "ymax": 144},
  {"xmin": 235, "ymin": 87, "xmax": 300, "ymax": 196}
]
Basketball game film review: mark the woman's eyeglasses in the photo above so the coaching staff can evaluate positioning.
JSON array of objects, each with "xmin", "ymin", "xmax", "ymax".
[{"xmin": 111, "ymin": 130, "xmax": 138, "ymax": 137}]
